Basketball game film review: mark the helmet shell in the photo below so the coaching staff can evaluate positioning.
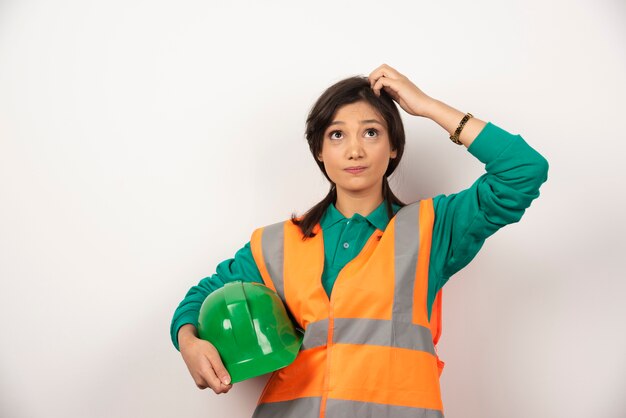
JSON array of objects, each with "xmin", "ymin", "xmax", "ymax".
[{"xmin": 197, "ymin": 281, "xmax": 303, "ymax": 383}]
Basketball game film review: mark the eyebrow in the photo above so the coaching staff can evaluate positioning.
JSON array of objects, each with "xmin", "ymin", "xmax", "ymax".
[{"xmin": 327, "ymin": 119, "xmax": 384, "ymax": 127}]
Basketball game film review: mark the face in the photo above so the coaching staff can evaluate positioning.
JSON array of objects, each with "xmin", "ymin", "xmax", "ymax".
[{"xmin": 317, "ymin": 100, "xmax": 397, "ymax": 199}]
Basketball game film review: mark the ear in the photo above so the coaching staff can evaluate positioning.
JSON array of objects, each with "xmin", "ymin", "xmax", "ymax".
[
  {"xmin": 390, "ymin": 148, "xmax": 397, "ymax": 159},
  {"xmin": 317, "ymin": 153, "xmax": 323, "ymax": 162}
]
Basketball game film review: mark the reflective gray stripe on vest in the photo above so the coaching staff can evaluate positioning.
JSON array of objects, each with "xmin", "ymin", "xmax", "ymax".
[
  {"xmin": 393, "ymin": 201, "xmax": 421, "ymax": 323},
  {"xmin": 301, "ymin": 317, "xmax": 435, "ymax": 355},
  {"xmin": 333, "ymin": 317, "xmax": 435, "ymax": 355},
  {"xmin": 261, "ymin": 221, "xmax": 285, "ymax": 302},
  {"xmin": 325, "ymin": 398, "xmax": 444, "ymax": 418},
  {"xmin": 252, "ymin": 396, "xmax": 321, "ymax": 418},
  {"xmin": 253, "ymin": 397, "xmax": 443, "ymax": 418},
  {"xmin": 301, "ymin": 318, "xmax": 328, "ymax": 350}
]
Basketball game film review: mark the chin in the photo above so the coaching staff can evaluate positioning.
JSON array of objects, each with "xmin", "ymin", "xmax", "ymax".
[{"xmin": 337, "ymin": 184, "xmax": 378, "ymax": 195}]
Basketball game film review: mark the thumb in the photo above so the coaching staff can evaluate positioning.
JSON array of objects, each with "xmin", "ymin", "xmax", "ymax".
[{"xmin": 208, "ymin": 355, "xmax": 231, "ymax": 385}]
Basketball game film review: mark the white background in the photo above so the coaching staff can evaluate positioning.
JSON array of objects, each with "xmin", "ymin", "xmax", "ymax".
[{"xmin": 1, "ymin": 1, "xmax": 624, "ymax": 417}]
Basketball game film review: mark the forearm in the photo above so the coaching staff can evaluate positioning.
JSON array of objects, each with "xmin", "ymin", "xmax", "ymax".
[{"xmin": 423, "ymin": 98, "xmax": 487, "ymax": 148}]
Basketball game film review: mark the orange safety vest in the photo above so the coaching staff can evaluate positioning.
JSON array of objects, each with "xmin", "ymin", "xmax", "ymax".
[{"xmin": 249, "ymin": 199, "xmax": 445, "ymax": 418}]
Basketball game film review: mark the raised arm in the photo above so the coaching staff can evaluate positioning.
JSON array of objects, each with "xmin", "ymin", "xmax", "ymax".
[{"xmin": 367, "ymin": 64, "xmax": 549, "ymax": 314}]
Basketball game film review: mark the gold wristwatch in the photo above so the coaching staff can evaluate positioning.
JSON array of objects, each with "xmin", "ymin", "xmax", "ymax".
[{"xmin": 450, "ymin": 112, "xmax": 473, "ymax": 145}]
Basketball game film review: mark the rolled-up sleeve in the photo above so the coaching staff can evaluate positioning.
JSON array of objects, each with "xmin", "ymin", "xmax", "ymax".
[{"xmin": 169, "ymin": 241, "xmax": 263, "ymax": 351}]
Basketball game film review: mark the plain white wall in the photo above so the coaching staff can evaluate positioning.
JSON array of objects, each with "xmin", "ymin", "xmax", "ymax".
[{"xmin": 1, "ymin": 0, "xmax": 624, "ymax": 417}]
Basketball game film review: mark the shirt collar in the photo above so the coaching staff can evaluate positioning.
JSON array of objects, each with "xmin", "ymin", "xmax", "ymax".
[{"xmin": 320, "ymin": 200, "xmax": 401, "ymax": 231}]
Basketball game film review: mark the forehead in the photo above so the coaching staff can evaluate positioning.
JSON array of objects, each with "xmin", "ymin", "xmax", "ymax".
[{"xmin": 330, "ymin": 101, "xmax": 385, "ymax": 126}]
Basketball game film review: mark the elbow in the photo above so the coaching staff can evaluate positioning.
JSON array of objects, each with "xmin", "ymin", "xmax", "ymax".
[
  {"xmin": 517, "ymin": 133, "xmax": 550, "ymax": 185},
  {"xmin": 533, "ymin": 155, "xmax": 549, "ymax": 186},
  {"xmin": 528, "ymin": 151, "xmax": 550, "ymax": 187},
  {"xmin": 523, "ymin": 155, "xmax": 549, "ymax": 204}
]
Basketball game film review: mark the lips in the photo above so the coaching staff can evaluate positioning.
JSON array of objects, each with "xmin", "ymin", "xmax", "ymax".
[{"xmin": 344, "ymin": 166, "xmax": 366, "ymax": 174}]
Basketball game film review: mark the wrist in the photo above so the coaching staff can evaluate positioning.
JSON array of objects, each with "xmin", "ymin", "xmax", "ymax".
[
  {"xmin": 178, "ymin": 324, "xmax": 199, "ymax": 349},
  {"xmin": 421, "ymin": 98, "xmax": 443, "ymax": 119}
]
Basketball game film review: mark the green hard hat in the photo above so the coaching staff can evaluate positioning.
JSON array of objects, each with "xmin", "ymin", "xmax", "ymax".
[{"xmin": 197, "ymin": 281, "xmax": 304, "ymax": 383}]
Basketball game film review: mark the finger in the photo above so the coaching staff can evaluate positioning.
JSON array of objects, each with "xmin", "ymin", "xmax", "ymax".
[
  {"xmin": 372, "ymin": 76, "xmax": 401, "ymax": 99},
  {"xmin": 194, "ymin": 353, "xmax": 225, "ymax": 392},
  {"xmin": 370, "ymin": 71, "xmax": 399, "ymax": 95},
  {"xmin": 378, "ymin": 63, "xmax": 402, "ymax": 78},
  {"xmin": 206, "ymin": 352, "xmax": 232, "ymax": 386},
  {"xmin": 199, "ymin": 363, "xmax": 228, "ymax": 394},
  {"xmin": 202, "ymin": 352, "xmax": 233, "ymax": 394},
  {"xmin": 368, "ymin": 65, "xmax": 387, "ymax": 88},
  {"xmin": 368, "ymin": 64, "xmax": 401, "ymax": 88},
  {"xmin": 193, "ymin": 374, "xmax": 209, "ymax": 390},
  {"xmin": 369, "ymin": 63, "xmax": 395, "ymax": 82},
  {"xmin": 215, "ymin": 380, "xmax": 234, "ymax": 395},
  {"xmin": 215, "ymin": 382, "xmax": 233, "ymax": 395}
]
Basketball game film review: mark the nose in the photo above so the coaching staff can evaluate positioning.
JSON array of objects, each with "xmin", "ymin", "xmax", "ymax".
[{"xmin": 346, "ymin": 136, "xmax": 364, "ymax": 159}]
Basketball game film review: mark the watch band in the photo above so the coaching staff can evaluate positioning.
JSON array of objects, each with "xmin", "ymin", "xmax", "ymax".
[{"xmin": 450, "ymin": 112, "xmax": 473, "ymax": 145}]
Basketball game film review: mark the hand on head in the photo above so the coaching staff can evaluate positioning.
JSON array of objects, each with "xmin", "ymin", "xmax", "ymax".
[{"xmin": 368, "ymin": 63, "xmax": 436, "ymax": 118}]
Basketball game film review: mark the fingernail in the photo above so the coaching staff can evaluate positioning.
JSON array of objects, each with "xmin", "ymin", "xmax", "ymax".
[{"xmin": 222, "ymin": 376, "xmax": 231, "ymax": 385}]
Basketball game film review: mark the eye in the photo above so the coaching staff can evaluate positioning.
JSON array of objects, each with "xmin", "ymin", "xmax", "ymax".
[
  {"xmin": 365, "ymin": 128, "xmax": 379, "ymax": 138},
  {"xmin": 329, "ymin": 130, "xmax": 343, "ymax": 140}
]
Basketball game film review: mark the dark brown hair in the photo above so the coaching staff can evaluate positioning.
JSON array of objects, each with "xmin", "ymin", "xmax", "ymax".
[{"xmin": 290, "ymin": 75, "xmax": 407, "ymax": 238}]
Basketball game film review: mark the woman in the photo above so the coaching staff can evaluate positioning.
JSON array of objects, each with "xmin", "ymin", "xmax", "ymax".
[{"xmin": 170, "ymin": 64, "xmax": 549, "ymax": 417}]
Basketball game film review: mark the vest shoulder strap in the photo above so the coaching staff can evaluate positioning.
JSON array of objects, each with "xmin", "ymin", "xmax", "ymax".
[{"xmin": 250, "ymin": 221, "xmax": 284, "ymax": 294}]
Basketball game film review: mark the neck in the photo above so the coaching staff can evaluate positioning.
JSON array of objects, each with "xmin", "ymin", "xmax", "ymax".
[{"xmin": 334, "ymin": 189, "xmax": 384, "ymax": 218}]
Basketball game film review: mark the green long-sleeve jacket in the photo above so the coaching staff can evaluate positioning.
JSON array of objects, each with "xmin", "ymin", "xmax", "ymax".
[{"xmin": 170, "ymin": 121, "xmax": 549, "ymax": 351}]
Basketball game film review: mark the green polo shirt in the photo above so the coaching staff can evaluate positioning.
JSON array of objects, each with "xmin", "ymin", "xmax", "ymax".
[
  {"xmin": 170, "ymin": 122, "xmax": 549, "ymax": 351},
  {"xmin": 318, "ymin": 201, "xmax": 401, "ymax": 297}
]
